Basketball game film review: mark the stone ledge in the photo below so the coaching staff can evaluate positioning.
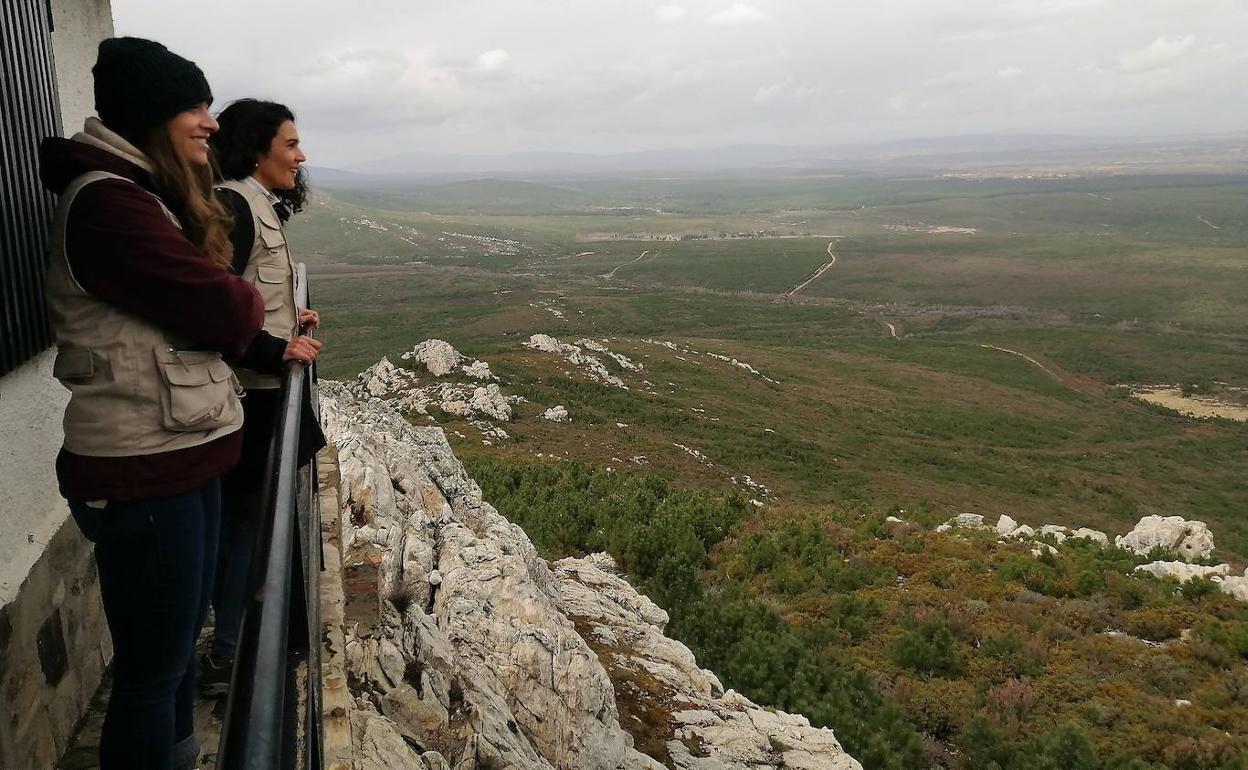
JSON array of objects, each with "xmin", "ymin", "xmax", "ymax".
[
  {"xmin": 1, "ymin": 513, "xmax": 110, "ymax": 769},
  {"xmin": 318, "ymin": 445, "xmax": 354, "ymax": 770}
]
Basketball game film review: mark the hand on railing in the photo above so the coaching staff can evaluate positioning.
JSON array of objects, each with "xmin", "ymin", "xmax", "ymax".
[
  {"xmin": 297, "ymin": 309, "xmax": 319, "ymax": 331},
  {"xmin": 282, "ymin": 336, "xmax": 322, "ymax": 367}
]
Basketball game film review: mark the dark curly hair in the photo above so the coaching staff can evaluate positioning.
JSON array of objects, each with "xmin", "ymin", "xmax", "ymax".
[{"xmin": 211, "ymin": 98, "xmax": 308, "ymax": 218}]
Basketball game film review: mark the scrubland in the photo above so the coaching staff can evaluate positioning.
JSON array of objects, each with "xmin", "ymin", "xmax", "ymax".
[{"xmin": 293, "ymin": 167, "xmax": 1248, "ymax": 768}]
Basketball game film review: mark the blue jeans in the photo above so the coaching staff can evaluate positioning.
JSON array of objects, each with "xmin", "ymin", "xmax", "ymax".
[{"xmin": 70, "ymin": 479, "xmax": 221, "ymax": 770}]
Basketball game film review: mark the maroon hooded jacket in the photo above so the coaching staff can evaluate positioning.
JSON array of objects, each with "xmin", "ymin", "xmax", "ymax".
[{"xmin": 40, "ymin": 134, "xmax": 272, "ymax": 501}]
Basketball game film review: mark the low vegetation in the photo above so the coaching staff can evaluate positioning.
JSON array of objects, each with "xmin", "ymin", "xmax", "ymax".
[{"xmin": 299, "ymin": 166, "xmax": 1248, "ymax": 768}]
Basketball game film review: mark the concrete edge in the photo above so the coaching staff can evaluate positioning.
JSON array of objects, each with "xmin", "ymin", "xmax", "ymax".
[{"xmin": 317, "ymin": 444, "xmax": 354, "ymax": 770}]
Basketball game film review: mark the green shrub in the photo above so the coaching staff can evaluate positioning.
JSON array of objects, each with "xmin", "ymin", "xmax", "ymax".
[
  {"xmin": 1182, "ymin": 577, "xmax": 1223, "ymax": 603},
  {"xmin": 892, "ymin": 617, "xmax": 963, "ymax": 677},
  {"xmin": 981, "ymin": 632, "xmax": 1023, "ymax": 659}
]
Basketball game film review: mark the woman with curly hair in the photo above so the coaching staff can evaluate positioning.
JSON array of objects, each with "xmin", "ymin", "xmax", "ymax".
[{"xmin": 200, "ymin": 98, "xmax": 325, "ymax": 694}]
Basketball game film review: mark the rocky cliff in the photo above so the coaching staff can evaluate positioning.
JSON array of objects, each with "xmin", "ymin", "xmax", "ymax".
[{"xmin": 320, "ymin": 382, "xmax": 863, "ymax": 770}]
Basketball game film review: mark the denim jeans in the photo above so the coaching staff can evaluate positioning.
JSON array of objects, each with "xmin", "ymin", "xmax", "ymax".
[
  {"xmin": 70, "ymin": 479, "xmax": 221, "ymax": 770},
  {"xmin": 210, "ymin": 488, "xmax": 262, "ymax": 658}
]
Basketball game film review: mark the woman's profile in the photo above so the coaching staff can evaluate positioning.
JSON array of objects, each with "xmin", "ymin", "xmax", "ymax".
[{"xmin": 36, "ymin": 36, "xmax": 293, "ymax": 769}]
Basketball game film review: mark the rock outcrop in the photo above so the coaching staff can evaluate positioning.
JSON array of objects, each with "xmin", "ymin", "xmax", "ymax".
[
  {"xmin": 1115, "ymin": 515, "xmax": 1216, "ymax": 561},
  {"xmin": 321, "ymin": 382, "xmax": 862, "ymax": 770},
  {"xmin": 349, "ymin": 358, "xmax": 521, "ymax": 427},
  {"xmin": 524, "ymin": 334, "xmax": 627, "ymax": 389},
  {"xmin": 947, "ymin": 513, "xmax": 1248, "ymax": 603},
  {"xmin": 1216, "ymin": 571, "xmax": 1248, "ymax": 601},
  {"xmin": 403, "ymin": 339, "xmax": 466, "ymax": 377},
  {"xmin": 1135, "ymin": 561, "xmax": 1230, "ymax": 582},
  {"xmin": 936, "ymin": 513, "xmax": 987, "ymax": 533},
  {"xmin": 401, "ymin": 339, "xmax": 497, "ymax": 381},
  {"xmin": 541, "ymin": 405, "xmax": 571, "ymax": 423},
  {"xmin": 576, "ymin": 339, "xmax": 643, "ymax": 372}
]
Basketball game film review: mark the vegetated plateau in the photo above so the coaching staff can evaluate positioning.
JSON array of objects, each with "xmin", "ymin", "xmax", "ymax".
[{"xmin": 292, "ymin": 156, "xmax": 1248, "ymax": 770}]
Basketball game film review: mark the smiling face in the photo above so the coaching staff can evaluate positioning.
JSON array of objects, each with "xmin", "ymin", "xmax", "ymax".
[
  {"xmin": 166, "ymin": 103, "xmax": 218, "ymax": 166},
  {"xmin": 252, "ymin": 120, "xmax": 305, "ymax": 192}
]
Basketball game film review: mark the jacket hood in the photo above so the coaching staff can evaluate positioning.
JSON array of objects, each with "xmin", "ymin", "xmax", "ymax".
[{"xmin": 40, "ymin": 117, "xmax": 155, "ymax": 195}]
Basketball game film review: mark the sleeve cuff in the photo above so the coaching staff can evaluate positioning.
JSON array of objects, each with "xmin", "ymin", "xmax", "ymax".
[{"xmin": 238, "ymin": 330, "xmax": 288, "ymax": 375}]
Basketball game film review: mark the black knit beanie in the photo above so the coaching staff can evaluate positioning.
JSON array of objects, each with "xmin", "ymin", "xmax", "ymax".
[{"xmin": 92, "ymin": 37, "xmax": 213, "ymax": 145}]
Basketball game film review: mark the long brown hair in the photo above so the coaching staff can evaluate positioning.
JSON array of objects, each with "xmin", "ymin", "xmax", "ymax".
[{"xmin": 142, "ymin": 127, "xmax": 233, "ymax": 269}]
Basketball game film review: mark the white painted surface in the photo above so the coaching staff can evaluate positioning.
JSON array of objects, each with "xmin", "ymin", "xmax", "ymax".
[
  {"xmin": 50, "ymin": 0, "xmax": 115, "ymax": 134},
  {"xmin": 1, "ymin": 0, "xmax": 112, "ymax": 606},
  {"xmin": 0, "ymin": 351, "xmax": 71, "ymax": 605}
]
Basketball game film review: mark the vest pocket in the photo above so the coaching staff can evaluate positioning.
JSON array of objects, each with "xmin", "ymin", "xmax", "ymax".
[
  {"xmin": 256, "ymin": 264, "xmax": 286, "ymax": 284},
  {"xmin": 257, "ymin": 219, "xmax": 285, "ymax": 252},
  {"xmin": 53, "ymin": 346, "xmax": 96, "ymax": 381},
  {"xmin": 154, "ymin": 348, "xmax": 241, "ymax": 432}
]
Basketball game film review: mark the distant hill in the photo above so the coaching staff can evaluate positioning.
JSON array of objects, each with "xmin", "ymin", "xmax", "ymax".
[
  {"xmin": 346, "ymin": 144, "xmax": 816, "ymax": 178},
  {"xmin": 331, "ymin": 132, "xmax": 1248, "ymax": 181}
]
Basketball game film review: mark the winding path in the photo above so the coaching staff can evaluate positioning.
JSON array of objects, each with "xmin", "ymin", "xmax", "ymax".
[
  {"xmin": 605, "ymin": 250, "xmax": 652, "ymax": 279},
  {"xmin": 786, "ymin": 240, "xmax": 839, "ymax": 296},
  {"xmin": 978, "ymin": 344, "xmax": 1061, "ymax": 380}
]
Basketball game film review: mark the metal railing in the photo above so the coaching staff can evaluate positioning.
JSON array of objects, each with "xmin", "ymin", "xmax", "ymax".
[{"xmin": 218, "ymin": 264, "xmax": 324, "ymax": 770}]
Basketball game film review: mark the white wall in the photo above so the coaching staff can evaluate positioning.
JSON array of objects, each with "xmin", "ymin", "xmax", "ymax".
[
  {"xmin": 51, "ymin": 0, "xmax": 114, "ymax": 133},
  {"xmin": 0, "ymin": 0, "xmax": 113, "ymax": 607},
  {"xmin": 0, "ymin": 353, "xmax": 70, "ymax": 605}
]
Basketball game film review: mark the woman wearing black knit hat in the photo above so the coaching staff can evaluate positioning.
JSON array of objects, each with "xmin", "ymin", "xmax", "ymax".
[{"xmin": 39, "ymin": 37, "xmax": 317, "ymax": 770}]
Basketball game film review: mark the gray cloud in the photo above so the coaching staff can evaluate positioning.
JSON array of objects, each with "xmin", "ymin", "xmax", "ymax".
[{"xmin": 109, "ymin": 0, "xmax": 1248, "ymax": 167}]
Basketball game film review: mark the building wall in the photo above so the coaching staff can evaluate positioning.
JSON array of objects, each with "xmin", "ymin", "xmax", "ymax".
[
  {"xmin": 51, "ymin": 0, "xmax": 114, "ymax": 133},
  {"xmin": 0, "ymin": 3, "xmax": 114, "ymax": 766},
  {"xmin": 0, "ymin": 0, "xmax": 115, "ymax": 610},
  {"xmin": 0, "ymin": 352, "xmax": 71, "ymax": 607}
]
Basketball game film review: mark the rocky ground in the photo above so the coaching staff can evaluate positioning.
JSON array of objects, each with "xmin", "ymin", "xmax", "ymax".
[{"xmin": 321, "ymin": 382, "xmax": 862, "ymax": 770}]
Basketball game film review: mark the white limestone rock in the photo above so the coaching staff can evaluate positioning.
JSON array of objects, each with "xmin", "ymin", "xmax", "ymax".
[
  {"xmin": 357, "ymin": 357, "xmax": 418, "ymax": 397},
  {"xmin": 524, "ymin": 334, "xmax": 627, "ymax": 388},
  {"xmin": 1038, "ymin": 525, "xmax": 1069, "ymax": 544},
  {"xmin": 1070, "ymin": 528, "xmax": 1109, "ymax": 546},
  {"xmin": 319, "ymin": 381, "xmax": 863, "ymax": 770},
  {"xmin": 940, "ymin": 513, "xmax": 987, "ymax": 532},
  {"xmin": 468, "ymin": 384, "xmax": 512, "ymax": 421},
  {"xmin": 354, "ymin": 712, "xmax": 428, "ymax": 770},
  {"xmin": 554, "ymin": 554, "xmax": 861, "ymax": 770},
  {"xmin": 403, "ymin": 339, "xmax": 466, "ymax": 377},
  {"xmin": 1116, "ymin": 515, "xmax": 1216, "ymax": 561},
  {"xmin": 1135, "ymin": 561, "xmax": 1230, "ymax": 582},
  {"xmin": 461, "ymin": 360, "xmax": 495, "ymax": 381},
  {"xmin": 541, "ymin": 405, "xmax": 571, "ymax": 423},
  {"xmin": 996, "ymin": 515, "xmax": 1019, "ymax": 536},
  {"xmin": 422, "ymin": 751, "xmax": 451, "ymax": 770},
  {"xmin": 1214, "ymin": 575, "xmax": 1248, "ymax": 602},
  {"xmin": 1011, "ymin": 524, "xmax": 1036, "ymax": 539},
  {"xmin": 576, "ymin": 338, "xmax": 643, "ymax": 372}
]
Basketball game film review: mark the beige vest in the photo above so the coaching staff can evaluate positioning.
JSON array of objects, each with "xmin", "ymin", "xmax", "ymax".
[
  {"xmin": 46, "ymin": 170, "xmax": 244, "ymax": 457},
  {"xmin": 218, "ymin": 179, "xmax": 299, "ymax": 390}
]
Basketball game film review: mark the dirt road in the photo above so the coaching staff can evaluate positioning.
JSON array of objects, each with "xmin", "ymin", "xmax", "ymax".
[
  {"xmin": 786, "ymin": 240, "xmax": 839, "ymax": 296},
  {"xmin": 605, "ymin": 250, "xmax": 652, "ymax": 279},
  {"xmin": 979, "ymin": 344, "xmax": 1061, "ymax": 380}
]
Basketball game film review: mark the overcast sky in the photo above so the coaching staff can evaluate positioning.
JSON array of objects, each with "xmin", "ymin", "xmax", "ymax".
[{"xmin": 110, "ymin": 0, "xmax": 1248, "ymax": 168}]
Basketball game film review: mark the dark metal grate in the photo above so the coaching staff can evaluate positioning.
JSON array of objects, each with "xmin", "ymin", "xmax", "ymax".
[{"xmin": 0, "ymin": 0, "xmax": 62, "ymax": 377}]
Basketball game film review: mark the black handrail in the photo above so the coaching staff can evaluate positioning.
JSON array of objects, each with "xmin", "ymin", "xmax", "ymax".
[{"xmin": 218, "ymin": 264, "xmax": 324, "ymax": 770}]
